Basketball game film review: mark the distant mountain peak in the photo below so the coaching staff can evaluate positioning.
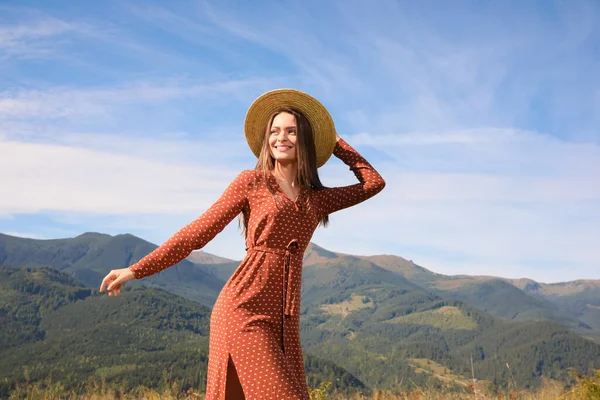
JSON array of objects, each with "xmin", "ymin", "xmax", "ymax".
[
  {"xmin": 303, "ymin": 242, "xmax": 341, "ymax": 265},
  {"xmin": 76, "ymin": 232, "xmax": 112, "ymax": 239},
  {"xmin": 187, "ymin": 250, "xmax": 235, "ymax": 265},
  {"xmin": 359, "ymin": 254, "xmax": 438, "ymax": 283},
  {"xmin": 508, "ymin": 278, "xmax": 542, "ymax": 292}
]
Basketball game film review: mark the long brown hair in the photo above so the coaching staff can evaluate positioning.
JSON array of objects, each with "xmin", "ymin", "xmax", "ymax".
[{"xmin": 239, "ymin": 108, "xmax": 330, "ymax": 237}]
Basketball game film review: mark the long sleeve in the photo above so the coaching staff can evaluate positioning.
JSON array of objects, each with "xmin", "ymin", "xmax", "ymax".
[
  {"xmin": 312, "ymin": 137, "xmax": 386, "ymax": 217},
  {"xmin": 128, "ymin": 170, "xmax": 255, "ymax": 279}
]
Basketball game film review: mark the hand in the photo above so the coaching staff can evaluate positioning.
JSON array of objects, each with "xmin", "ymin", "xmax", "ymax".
[
  {"xmin": 100, "ymin": 268, "xmax": 136, "ymax": 296},
  {"xmin": 335, "ymin": 133, "xmax": 341, "ymax": 142}
]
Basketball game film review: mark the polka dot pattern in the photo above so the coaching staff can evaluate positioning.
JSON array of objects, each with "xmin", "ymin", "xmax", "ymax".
[{"xmin": 128, "ymin": 137, "xmax": 385, "ymax": 399}]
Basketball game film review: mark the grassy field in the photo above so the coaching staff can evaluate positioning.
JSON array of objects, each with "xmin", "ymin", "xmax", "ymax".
[
  {"xmin": 383, "ymin": 306, "xmax": 478, "ymax": 331},
  {"xmin": 320, "ymin": 294, "xmax": 374, "ymax": 317},
  {"xmin": 6, "ymin": 369, "xmax": 600, "ymax": 400}
]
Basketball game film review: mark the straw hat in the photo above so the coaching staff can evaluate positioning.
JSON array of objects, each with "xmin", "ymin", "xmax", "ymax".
[{"xmin": 244, "ymin": 88, "xmax": 337, "ymax": 168}]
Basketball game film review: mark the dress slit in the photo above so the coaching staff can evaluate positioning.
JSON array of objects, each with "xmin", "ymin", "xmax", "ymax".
[{"xmin": 225, "ymin": 353, "xmax": 245, "ymax": 400}]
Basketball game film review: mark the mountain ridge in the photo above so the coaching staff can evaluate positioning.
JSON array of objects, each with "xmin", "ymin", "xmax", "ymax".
[
  {"xmin": 5, "ymin": 232, "xmax": 598, "ymax": 290},
  {"xmin": 2, "ymin": 232, "xmax": 599, "ymax": 330},
  {"xmin": 2, "ymin": 232, "xmax": 600, "ymax": 391}
]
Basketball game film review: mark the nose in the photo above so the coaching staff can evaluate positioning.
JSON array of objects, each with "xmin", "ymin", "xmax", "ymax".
[{"xmin": 277, "ymin": 131, "xmax": 289, "ymax": 141}]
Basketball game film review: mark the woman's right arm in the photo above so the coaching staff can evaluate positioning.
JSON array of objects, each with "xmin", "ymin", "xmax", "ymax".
[
  {"xmin": 129, "ymin": 170, "xmax": 254, "ymax": 278},
  {"xmin": 100, "ymin": 170, "xmax": 255, "ymax": 294}
]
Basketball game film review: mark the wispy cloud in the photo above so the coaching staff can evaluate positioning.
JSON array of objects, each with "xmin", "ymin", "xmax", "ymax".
[
  {"xmin": 0, "ymin": 10, "xmax": 96, "ymax": 60},
  {"xmin": 0, "ymin": 138, "xmax": 243, "ymax": 215},
  {"xmin": 314, "ymin": 126, "xmax": 600, "ymax": 282},
  {"xmin": 0, "ymin": 78, "xmax": 268, "ymax": 119},
  {"xmin": 346, "ymin": 129, "xmax": 600, "ymax": 177},
  {"xmin": 3, "ymin": 231, "xmax": 47, "ymax": 240},
  {"xmin": 199, "ymin": 2, "xmax": 365, "ymax": 96},
  {"xmin": 314, "ymin": 196, "xmax": 599, "ymax": 282},
  {"xmin": 1, "ymin": 1, "xmax": 599, "ymax": 282},
  {"xmin": 332, "ymin": 1, "xmax": 600, "ymax": 141}
]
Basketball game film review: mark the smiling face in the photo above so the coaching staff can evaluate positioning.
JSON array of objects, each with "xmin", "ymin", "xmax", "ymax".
[{"xmin": 268, "ymin": 111, "xmax": 298, "ymax": 164}]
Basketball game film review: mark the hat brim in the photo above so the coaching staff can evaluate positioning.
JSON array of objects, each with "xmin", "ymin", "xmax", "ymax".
[{"xmin": 244, "ymin": 88, "xmax": 337, "ymax": 168}]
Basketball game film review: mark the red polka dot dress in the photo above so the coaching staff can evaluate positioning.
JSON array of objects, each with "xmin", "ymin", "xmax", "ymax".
[{"xmin": 128, "ymin": 138, "xmax": 385, "ymax": 399}]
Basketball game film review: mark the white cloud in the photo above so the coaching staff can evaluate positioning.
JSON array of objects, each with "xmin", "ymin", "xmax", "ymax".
[
  {"xmin": 199, "ymin": 2, "xmax": 365, "ymax": 97},
  {"xmin": 407, "ymin": 258, "xmax": 595, "ymax": 284},
  {"xmin": 312, "ymin": 196, "xmax": 599, "ymax": 283},
  {"xmin": 310, "ymin": 127, "xmax": 600, "ymax": 282},
  {"xmin": 3, "ymin": 231, "xmax": 46, "ymax": 240},
  {"xmin": 5, "ymin": 125, "xmax": 597, "ymax": 282},
  {"xmin": 0, "ymin": 138, "xmax": 243, "ymax": 215},
  {"xmin": 386, "ymin": 174, "xmax": 599, "ymax": 202},
  {"xmin": 0, "ymin": 78, "xmax": 268, "ymax": 119},
  {"xmin": 345, "ymin": 129, "xmax": 600, "ymax": 178},
  {"xmin": 0, "ymin": 13, "xmax": 95, "ymax": 59},
  {"xmin": 348, "ymin": 129, "xmax": 523, "ymax": 145},
  {"xmin": 0, "ymin": 18, "xmax": 76, "ymax": 45}
]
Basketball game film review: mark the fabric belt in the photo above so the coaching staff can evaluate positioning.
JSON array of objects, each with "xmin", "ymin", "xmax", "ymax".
[{"xmin": 245, "ymin": 239, "xmax": 300, "ymax": 354}]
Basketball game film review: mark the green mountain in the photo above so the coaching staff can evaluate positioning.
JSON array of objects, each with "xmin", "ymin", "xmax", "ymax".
[
  {"xmin": 298, "ymin": 256, "xmax": 600, "ymax": 390},
  {"xmin": 346, "ymin": 252, "xmax": 599, "ymax": 337},
  {"xmin": 0, "ymin": 264, "xmax": 211, "ymax": 397},
  {"xmin": 0, "ymin": 265, "xmax": 367, "ymax": 398},
  {"xmin": 508, "ymin": 279, "xmax": 600, "ymax": 331},
  {"xmin": 2, "ymin": 232, "xmax": 600, "ymax": 392},
  {"xmin": 4, "ymin": 232, "xmax": 597, "ymax": 333},
  {"xmin": 420, "ymin": 276, "xmax": 600, "ymax": 342},
  {"xmin": 0, "ymin": 232, "xmax": 225, "ymax": 306}
]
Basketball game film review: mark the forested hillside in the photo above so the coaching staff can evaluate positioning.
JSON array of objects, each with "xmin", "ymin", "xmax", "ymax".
[
  {"xmin": 0, "ymin": 266, "xmax": 366, "ymax": 398},
  {"xmin": 2, "ymin": 233, "xmax": 600, "ymax": 396}
]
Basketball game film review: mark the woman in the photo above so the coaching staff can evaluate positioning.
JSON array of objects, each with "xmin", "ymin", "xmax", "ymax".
[{"xmin": 99, "ymin": 89, "xmax": 386, "ymax": 400}]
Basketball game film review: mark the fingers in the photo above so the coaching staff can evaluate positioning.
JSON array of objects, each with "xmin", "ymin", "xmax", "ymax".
[
  {"xmin": 106, "ymin": 277, "xmax": 122, "ymax": 293},
  {"xmin": 101, "ymin": 270, "xmax": 125, "ymax": 296},
  {"xmin": 107, "ymin": 283, "xmax": 121, "ymax": 296},
  {"xmin": 108, "ymin": 284, "xmax": 121, "ymax": 296},
  {"xmin": 99, "ymin": 271, "xmax": 116, "ymax": 292}
]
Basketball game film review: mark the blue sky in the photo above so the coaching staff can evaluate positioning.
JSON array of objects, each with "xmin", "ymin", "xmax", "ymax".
[{"xmin": 1, "ymin": 0, "xmax": 599, "ymax": 282}]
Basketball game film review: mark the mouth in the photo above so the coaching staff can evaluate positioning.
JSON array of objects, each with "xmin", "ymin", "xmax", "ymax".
[{"xmin": 274, "ymin": 145, "xmax": 293, "ymax": 152}]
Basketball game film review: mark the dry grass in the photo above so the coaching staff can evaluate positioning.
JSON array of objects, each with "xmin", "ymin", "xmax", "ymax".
[
  {"xmin": 6, "ymin": 369, "xmax": 600, "ymax": 400},
  {"xmin": 321, "ymin": 374, "xmax": 597, "ymax": 399}
]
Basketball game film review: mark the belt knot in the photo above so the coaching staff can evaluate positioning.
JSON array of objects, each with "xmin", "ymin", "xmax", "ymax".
[{"xmin": 286, "ymin": 239, "xmax": 299, "ymax": 254}]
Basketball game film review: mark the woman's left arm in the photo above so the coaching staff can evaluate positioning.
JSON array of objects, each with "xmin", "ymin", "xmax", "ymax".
[{"xmin": 312, "ymin": 135, "xmax": 386, "ymax": 217}]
